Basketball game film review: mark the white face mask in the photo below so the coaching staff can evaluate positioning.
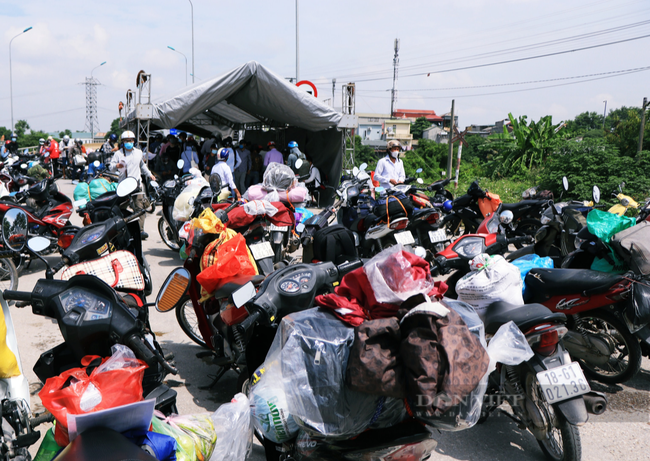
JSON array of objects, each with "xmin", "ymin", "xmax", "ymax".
[{"xmin": 390, "ymin": 150, "xmax": 399, "ymax": 158}]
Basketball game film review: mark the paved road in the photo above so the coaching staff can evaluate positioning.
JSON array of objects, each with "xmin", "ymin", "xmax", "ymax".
[{"xmin": 11, "ymin": 179, "xmax": 650, "ymax": 460}]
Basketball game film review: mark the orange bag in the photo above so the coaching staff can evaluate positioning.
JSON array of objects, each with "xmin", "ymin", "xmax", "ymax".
[
  {"xmin": 196, "ymin": 233, "xmax": 257, "ymax": 295},
  {"xmin": 39, "ymin": 350, "xmax": 147, "ymax": 446},
  {"xmin": 478, "ymin": 191, "xmax": 501, "ymax": 218}
]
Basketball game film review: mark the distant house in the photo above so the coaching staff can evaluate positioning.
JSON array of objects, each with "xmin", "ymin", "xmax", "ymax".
[
  {"xmin": 422, "ymin": 125, "xmax": 449, "ymax": 143},
  {"xmin": 393, "ymin": 109, "xmax": 443, "ymax": 126},
  {"xmin": 356, "ymin": 113, "xmax": 413, "ymax": 151}
]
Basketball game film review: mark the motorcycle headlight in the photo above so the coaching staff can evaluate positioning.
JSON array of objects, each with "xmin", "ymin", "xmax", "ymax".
[{"xmin": 453, "ymin": 237, "xmax": 485, "ymax": 259}]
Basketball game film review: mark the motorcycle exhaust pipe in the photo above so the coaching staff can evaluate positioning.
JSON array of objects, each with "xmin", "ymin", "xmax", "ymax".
[{"xmin": 583, "ymin": 391, "xmax": 607, "ymax": 415}]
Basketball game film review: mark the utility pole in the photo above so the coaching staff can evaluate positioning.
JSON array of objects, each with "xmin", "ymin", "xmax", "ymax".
[
  {"xmin": 296, "ymin": 0, "xmax": 299, "ymax": 83},
  {"xmin": 446, "ymin": 99, "xmax": 455, "ymax": 178},
  {"xmin": 602, "ymin": 100, "xmax": 607, "ymax": 130},
  {"xmin": 332, "ymin": 78, "xmax": 336, "ymax": 108},
  {"xmin": 390, "ymin": 38, "xmax": 399, "ymax": 118},
  {"xmin": 638, "ymin": 97, "xmax": 649, "ymax": 155}
]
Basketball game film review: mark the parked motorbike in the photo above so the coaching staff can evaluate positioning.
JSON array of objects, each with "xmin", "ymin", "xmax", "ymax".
[{"xmin": 607, "ymin": 182, "xmax": 638, "ymax": 216}]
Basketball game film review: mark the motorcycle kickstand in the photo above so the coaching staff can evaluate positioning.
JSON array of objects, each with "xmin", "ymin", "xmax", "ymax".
[{"xmin": 199, "ymin": 366, "xmax": 229, "ymax": 390}]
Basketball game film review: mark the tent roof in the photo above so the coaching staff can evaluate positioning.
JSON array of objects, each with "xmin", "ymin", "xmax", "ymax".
[{"xmin": 128, "ymin": 61, "xmax": 343, "ymax": 136}]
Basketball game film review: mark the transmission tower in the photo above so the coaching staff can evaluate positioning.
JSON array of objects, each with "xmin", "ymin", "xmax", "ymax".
[
  {"xmin": 341, "ymin": 83, "xmax": 356, "ymax": 169},
  {"xmin": 390, "ymin": 38, "xmax": 400, "ymax": 118},
  {"xmin": 83, "ymin": 77, "xmax": 101, "ymax": 140}
]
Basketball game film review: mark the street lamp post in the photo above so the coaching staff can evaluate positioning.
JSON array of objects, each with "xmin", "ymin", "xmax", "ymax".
[
  {"xmin": 188, "ymin": 0, "xmax": 194, "ymax": 84},
  {"xmin": 167, "ymin": 46, "xmax": 188, "ymax": 86},
  {"xmin": 9, "ymin": 26, "xmax": 33, "ymax": 133}
]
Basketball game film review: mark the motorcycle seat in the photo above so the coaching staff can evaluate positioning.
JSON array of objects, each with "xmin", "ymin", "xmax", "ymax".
[
  {"xmin": 53, "ymin": 427, "xmax": 156, "ymax": 461},
  {"xmin": 525, "ymin": 268, "xmax": 624, "ymax": 301},
  {"xmin": 412, "ymin": 207, "xmax": 436, "ymax": 217},
  {"xmin": 501, "ymin": 200, "xmax": 545, "ymax": 213},
  {"xmin": 484, "ymin": 301, "xmax": 567, "ymax": 335}
]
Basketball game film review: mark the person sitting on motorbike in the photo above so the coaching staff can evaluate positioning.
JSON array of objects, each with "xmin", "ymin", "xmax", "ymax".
[
  {"xmin": 374, "ymin": 140, "xmax": 405, "ymax": 190},
  {"xmin": 38, "ymin": 138, "xmax": 47, "ymax": 155},
  {"xmin": 69, "ymin": 139, "xmax": 87, "ymax": 183},
  {"xmin": 102, "ymin": 134, "xmax": 119, "ymax": 160},
  {"xmin": 6, "ymin": 134, "xmax": 18, "ymax": 155},
  {"xmin": 59, "ymin": 134, "xmax": 73, "ymax": 177},
  {"xmin": 211, "ymin": 147, "xmax": 241, "ymax": 200},
  {"xmin": 109, "ymin": 130, "xmax": 157, "ymax": 240}
]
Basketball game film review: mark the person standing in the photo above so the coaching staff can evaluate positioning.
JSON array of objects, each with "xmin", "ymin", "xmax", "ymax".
[
  {"xmin": 373, "ymin": 140, "xmax": 405, "ymax": 190},
  {"xmin": 6, "ymin": 134, "xmax": 18, "ymax": 155},
  {"xmin": 234, "ymin": 141, "xmax": 251, "ymax": 194},
  {"xmin": 46, "ymin": 136, "xmax": 60, "ymax": 176},
  {"xmin": 109, "ymin": 130, "xmax": 156, "ymax": 240},
  {"xmin": 180, "ymin": 143, "xmax": 199, "ymax": 173},
  {"xmin": 263, "ymin": 141, "xmax": 283, "ymax": 170},
  {"xmin": 287, "ymin": 141, "xmax": 299, "ymax": 171},
  {"xmin": 249, "ymin": 146, "xmax": 263, "ymax": 187},
  {"xmin": 211, "ymin": 148, "xmax": 241, "ymax": 200}
]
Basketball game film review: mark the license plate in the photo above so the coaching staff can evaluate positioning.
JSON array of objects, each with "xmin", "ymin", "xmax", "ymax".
[
  {"xmin": 269, "ymin": 224, "xmax": 288, "ymax": 232},
  {"xmin": 394, "ymin": 230, "xmax": 415, "ymax": 245},
  {"xmin": 536, "ymin": 362, "xmax": 590, "ymax": 404},
  {"xmin": 249, "ymin": 241, "xmax": 274, "ymax": 260},
  {"xmin": 429, "ymin": 229, "xmax": 448, "ymax": 243}
]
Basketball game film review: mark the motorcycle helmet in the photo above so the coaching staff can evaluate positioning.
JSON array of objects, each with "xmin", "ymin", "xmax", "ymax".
[
  {"xmin": 209, "ymin": 173, "xmax": 222, "ymax": 193},
  {"xmin": 121, "ymin": 130, "xmax": 136, "ymax": 141},
  {"xmin": 63, "ymin": 135, "xmax": 70, "ymax": 142},
  {"xmin": 74, "ymin": 138, "xmax": 82, "ymax": 145},
  {"xmin": 217, "ymin": 147, "xmax": 229, "ymax": 161},
  {"xmin": 288, "ymin": 141, "xmax": 298, "ymax": 149},
  {"xmin": 38, "ymin": 138, "xmax": 45, "ymax": 145},
  {"xmin": 88, "ymin": 152, "xmax": 99, "ymax": 163},
  {"xmin": 443, "ymin": 199, "xmax": 453, "ymax": 212},
  {"xmin": 267, "ymin": 141, "xmax": 276, "ymax": 147},
  {"xmin": 109, "ymin": 133, "xmax": 118, "ymax": 142}
]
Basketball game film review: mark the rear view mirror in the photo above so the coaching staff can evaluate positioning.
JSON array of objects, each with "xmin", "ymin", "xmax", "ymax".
[
  {"xmin": 294, "ymin": 159, "xmax": 303, "ymax": 170},
  {"xmin": 232, "ymin": 281, "xmax": 256, "ymax": 308},
  {"xmin": 593, "ymin": 185, "xmax": 601, "ymax": 204},
  {"xmin": 93, "ymin": 160, "xmax": 100, "ymax": 167},
  {"xmin": 352, "ymin": 166, "xmax": 359, "ymax": 177},
  {"xmin": 359, "ymin": 163, "xmax": 368, "ymax": 171},
  {"xmin": 150, "ymin": 180, "xmax": 159, "ymax": 188},
  {"xmin": 177, "ymin": 159, "xmax": 185, "ymax": 169},
  {"xmin": 2, "ymin": 208, "xmax": 27, "ymax": 252},
  {"xmin": 27, "ymin": 237, "xmax": 50, "ymax": 253},
  {"xmin": 416, "ymin": 168, "xmax": 423, "ymax": 174},
  {"xmin": 117, "ymin": 177, "xmax": 138, "ymax": 197},
  {"xmin": 156, "ymin": 267, "xmax": 191, "ymax": 312},
  {"xmin": 562, "ymin": 176, "xmax": 569, "ymax": 191},
  {"xmin": 417, "ymin": 178, "xmax": 424, "ymax": 184}
]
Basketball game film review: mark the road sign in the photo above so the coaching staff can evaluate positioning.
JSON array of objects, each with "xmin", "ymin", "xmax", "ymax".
[{"xmin": 169, "ymin": 128, "xmax": 178, "ymax": 135}]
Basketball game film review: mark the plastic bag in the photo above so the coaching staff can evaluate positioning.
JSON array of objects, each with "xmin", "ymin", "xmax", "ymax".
[
  {"xmin": 279, "ymin": 308, "xmax": 382, "ymax": 439},
  {"xmin": 210, "ymin": 393, "xmax": 252, "ymax": 461},
  {"xmin": 39, "ymin": 345, "xmax": 147, "ymax": 446},
  {"xmin": 33, "ymin": 427, "xmax": 61, "ymax": 461},
  {"xmin": 294, "ymin": 207, "xmax": 314, "ymax": 224},
  {"xmin": 243, "ymin": 200, "xmax": 278, "ymax": 217},
  {"xmin": 122, "ymin": 429, "xmax": 177, "ymax": 461},
  {"xmin": 88, "ymin": 178, "xmax": 116, "ymax": 199},
  {"xmin": 194, "ymin": 208, "xmax": 221, "ymax": 233},
  {"xmin": 456, "ymin": 254, "xmax": 524, "ymax": 321},
  {"xmin": 250, "ymin": 348, "xmax": 299, "ymax": 443},
  {"xmin": 0, "ymin": 301, "xmax": 20, "ymax": 379},
  {"xmin": 166, "ymin": 413, "xmax": 217, "ymax": 461},
  {"xmin": 196, "ymin": 233, "xmax": 257, "ymax": 294},
  {"xmin": 151, "ymin": 415, "xmax": 197, "ymax": 461},
  {"xmin": 73, "ymin": 182, "xmax": 91, "ymax": 203},
  {"xmin": 262, "ymin": 162, "xmax": 296, "ymax": 192},
  {"xmin": 486, "ymin": 321, "xmax": 534, "ymax": 375},
  {"xmin": 173, "ymin": 183, "xmax": 205, "ymax": 222},
  {"xmin": 510, "ymin": 254, "xmax": 554, "ymax": 297},
  {"xmin": 364, "ymin": 245, "xmax": 435, "ymax": 304},
  {"xmin": 587, "ymin": 209, "xmax": 635, "ymax": 243}
]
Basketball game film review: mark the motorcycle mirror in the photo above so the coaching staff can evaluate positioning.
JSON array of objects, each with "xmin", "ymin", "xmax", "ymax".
[
  {"xmin": 73, "ymin": 199, "xmax": 88, "ymax": 210},
  {"xmin": 358, "ymin": 171, "xmax": 370, "ymax": 181},
  {"xmin": 177, "ymin": 159, "xmax": 185, "ymax": 170},
  {"xmin": 232, "ymin": 281, "xmax": 256, "ymax": 309},
  {"xmin": 593, "ymin": 185, "xmax": 601, "ymax": 204},
  {"xmin": 93, "ymin": 160, "xmax": 100, "ymax": 167},
  {"xmin": 296, "ymin": 223, "xmax": 305, "ymax": 233},
  {"xmin": 2, "ymin": 208, "xmax": 28, "ymax": 252},
  {"xmin": 294, "ymin": 159, "xmax": 303, "ymax": 170},
  {"xmin": 44, "ymin": 153, "xmax": 50, "ymax": 158},
  {"xmin": 417, "ymin": 178, "xmax": 424, "ymax": 184},
  {"xmin": 352, "ymin": 166, "xmax": 359, "ymax": 177},
  {"xmin": 117, "ymin": 177, "xmax": 138, "ymax": 197},
  {"xmin": 416, "ymin": 168, "xmax": 423, "ymax": 174},
  {"xmin": 23, "ymin": 149, "xmax": 28, "ymax": 155},
  {"xmin": 20, "ymin": 163, "xmax": 27, "ymax": 169},
  {"xmin": 499, "ymin": 210, "xmax": 514, "ymax": 224},
  {"xmin": 562, "ymin": 176, "xmax": 569, "ymax": 191},
  {"xmin": 359, "ymin": 163, "xmax": 368, "ymax": 171},
  {"xmin": 375, "ymin": 186, "xmax": 385, "ymax": 194},
  {"xmin": 156, "ymin": 267, "xmax": 191, "ymax": 313},
  {"xmin": 150, "ymin": 180, "xmax": 159, "ymax": 188},
  {"xmin": 27, "ymin": 237, "xmax": 50, "ymax": 253}
]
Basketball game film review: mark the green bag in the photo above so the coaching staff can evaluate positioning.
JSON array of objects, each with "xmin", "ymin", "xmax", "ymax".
[
  {"xmin": 586, "ymin": 209, "xmax": 635, "ymax": 243},
  {"xmin": 88, "ymin": 178, "xmax": 117, "ymax": 200},
  {"xmin": 73, "ymin": 182, "xmax": 91, "ymax": 203},
  {"xmin": 33, "ymin": 427, "xmax": 61, "ymax": 461}
]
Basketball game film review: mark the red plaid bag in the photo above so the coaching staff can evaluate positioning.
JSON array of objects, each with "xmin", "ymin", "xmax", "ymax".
[{"xmin": 60, "ymin": 250, "xmax": 145, "ymax": 291}]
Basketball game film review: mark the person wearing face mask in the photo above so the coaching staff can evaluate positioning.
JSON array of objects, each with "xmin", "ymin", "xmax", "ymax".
[
  {"xmin": 6, "ymin": 134, "xmax": 18, "ymax": 155},
  {"xmin": 211, "ymin": 148, "xmax": 241, "ymax": 200},
  {"xmin": 109, "ymin": 130, "xmax": 157, "ymax": 239},
  {"xmin": 373, "ymin": 140, "xmax": 405, "ymax": 190}
]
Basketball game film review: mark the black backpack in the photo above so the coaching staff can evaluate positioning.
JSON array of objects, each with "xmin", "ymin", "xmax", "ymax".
[
  {"xmin": 373, "ymin": 193, "xmax": 413, "ymax": 223},
  {"xmin": 312, "ymin": 225, "xmax": 357, "ymax": 264}
]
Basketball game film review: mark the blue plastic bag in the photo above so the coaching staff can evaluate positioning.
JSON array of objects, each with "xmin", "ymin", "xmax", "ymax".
[
  {"xmin": 294, "ymin": 207, "xmax": 314, "ymax": 224},
  {"xmin": 511, "ymin": 254, "xmax": 554, "ymax": 298}
]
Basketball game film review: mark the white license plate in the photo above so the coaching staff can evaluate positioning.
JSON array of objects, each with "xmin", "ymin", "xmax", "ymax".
[
  {"xmin": 429, "ymin": 229, "xmax": 448, "ymax": 243},
  {"xmin": 536, "ymin": 362, "xmax": 590, "ymax": 404},
  {"xmin": 269, "ymin": 224, "xmax": 288, "ymax": 232},
  {"xmin": 249, "ymin": 241, "xmax": 274, "ymax": 260},
  {"xmin": 394, "ymin": 230, "xmax": 415, "ymax": 245}
]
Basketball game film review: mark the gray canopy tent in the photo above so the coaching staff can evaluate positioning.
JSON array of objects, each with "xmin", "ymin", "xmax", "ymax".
[{"xmin": 131, "ymin": 61, "xmax": 345, "ymax": 202}]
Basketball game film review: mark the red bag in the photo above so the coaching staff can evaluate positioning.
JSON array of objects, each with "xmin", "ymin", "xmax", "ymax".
[
  {"xmin": 39, "ymin": 349, "xmax": 147, "ymax": 446},
  {"xmin": 196, "ymin": 233, "xmax": 257, "ymax": 294}
]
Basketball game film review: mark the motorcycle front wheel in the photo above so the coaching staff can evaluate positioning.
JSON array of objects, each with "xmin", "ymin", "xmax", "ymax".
[
  {"xmin": 158, "ymin": 217, "xmax": 180, "ymax": 251},
  {"xmin": 175, "ymin": 295, "xmax": 208, "ymax": 349}
]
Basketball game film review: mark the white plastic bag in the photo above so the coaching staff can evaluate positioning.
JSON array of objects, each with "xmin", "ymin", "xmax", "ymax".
[
  {"xmin": 456, "ymin": 254, "xmax": 524, "ymax": 321},
  {"xmin": 243, "ymin": 200, "xmax": 278, "ymax": 217},
  {"xmin": 173, "ymin": 183, "xmax": 205, "ymax": 222},
  {"xmin": 364, "ymin": 245, "xmax": 435, "ymax": 304},
  {"xmin": 209, "ymin": 393, "xmax": 253, "ymax": 461},
  {"xmin": 486, "ymin": 321, "xmax": 534, "ymax": 374}
]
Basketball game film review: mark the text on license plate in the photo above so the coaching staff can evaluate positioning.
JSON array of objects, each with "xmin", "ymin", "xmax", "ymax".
[
  {"xmin": 249, "ymin": 241, "xmax": 274, "ymax": 260},
  {"xmin": 536, "ymin": 362, "xmax": 590, "ymax": 404},
  {"xmin": 394, "ymin": 231, "xmax": 415, "ymax": 246},
  {"xmin": 269, "ymin": 224, "xmax": 289, "ymax": 232},
  {"xmin": 429, "ymin": 229, "xmax": 448, "ymax": 243}
]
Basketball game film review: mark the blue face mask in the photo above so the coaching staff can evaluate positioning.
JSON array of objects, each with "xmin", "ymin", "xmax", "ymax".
[
  {"xmin": 211, "ymin": 149, "xmax": 218, "ymax": 154},
  {"xmin": 124, "ymin": 142, "xmax": 134, "ymax": 150}
]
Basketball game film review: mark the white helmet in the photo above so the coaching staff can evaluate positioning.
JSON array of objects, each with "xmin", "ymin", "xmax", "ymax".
[
  {"xmin": 39, "ymin": 138, "xmax": 45, "ymax": 144},
  {"xmin": 121, "ymin": 130, "xmax": 136, "ymax": 141},
  {"xmin": 63, "ymin": 135, "xmax": 70, "ymax": 141}
]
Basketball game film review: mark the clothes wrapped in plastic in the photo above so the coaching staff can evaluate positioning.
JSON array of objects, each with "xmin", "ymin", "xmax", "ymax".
[
  {"xmin": 151, "ymin": 414, "xmax": 197, "ymax": 461},
  {"xmin": 510, "ymin": 254, "xmax": 554, "ymax": 298},
  {"xmin": 486, "ymin": 321, "xmax": 534, "ymax": 375},
  {"xmin": 294, "ymin": 207, "xmax": 314, "ymax": 224},
  {"xmin": 122, "ymin": 429, "xmax": 177, "ymax": 461},
  {"xmin": 586, "ymin": 209, "xmax": 636, "ymax": 243},
  {"xmin": 165, "ymin": 413, "xmax": 217, "ymax": 461},
  {"xmin": 243, "ymin": 199, "xmax": 278, "ymax": 217},
  {"xmin": 456, "ymin": 254, "xmax": 524, "ymax": 321},
  {"xmin": 245, "ymin": 184, "xmax": 308, "ymax": 204},
  {"xmin": 194, "ymin": 208, "xmax": 222, "ymax": 233},
  {"xmin": 250, "ymin": 347, "xmax": 300, "ymax": 443},
  {"xmin": 210, "ymin": 393, "xmax": 253, "ymax": 461},
  {"xmin": 28, "ymin": 164, "xmax": 50, "ymax": 181},
  {"xmin": 89, "ymin": 178, "xmax": 116, "ymax": 199},
  {"xmin": 73, "ymin": 182, "xmax": 91, "ymax": 202},
  {"xmin": 173, "ymin": 183, "xmax": 206, "ymax": 222},
  {"xmin": 262, "ymin": 162, "xmax": 296, "ymax": 192},
  {"xmin": 277, "ymin": 308, "xmax": 385, "ymax": 439},
  {"xmin": 364, "ymin": 245, "xmax": 436, "ymax": 304}
]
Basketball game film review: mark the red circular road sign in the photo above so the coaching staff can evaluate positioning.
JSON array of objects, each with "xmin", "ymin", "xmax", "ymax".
[{"xmin": 296, "ymin": 80, "xmax": 318, "ymax": 97}]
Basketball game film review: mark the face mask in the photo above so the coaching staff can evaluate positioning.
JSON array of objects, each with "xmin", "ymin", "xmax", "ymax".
[
  {"xmin": 211, "ymin": 149, "xmax": 218, "ymax": 154},
  {"xmin": 238, "ymin": 145, "xmax": 243, "ymax": 149},
  {"xmin": 124, "ymin": 142, "xmax": 134, "ymax": 150},
  {"xmin": 390, "ymin": 150, "xmax": 399, "ymax": 158},
  {"xmin": 11, "ymin": 138, "xmax": 16, "ymax": 142}
]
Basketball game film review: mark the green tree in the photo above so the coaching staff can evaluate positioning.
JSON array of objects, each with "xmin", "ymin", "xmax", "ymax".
[
  {"xmin": 565, "ymin": 111, "xmax": 604, "ymax": 135},
  {"xmin": 105, "ymin": 118, "xmax": 123, "ymax": 140},
  {"xmin": 0, "ymin": 127, "xmax": 12, "ymax": 140},
  {"xmin": 58, "ymin": 129, "xmax": 72, "ymax": 138},
  {"xmin": 351, "ymin": 135, "xmax": 378, "ymax": 170},
  {"xmin": 13, "ymin": 120, "xmax": 29, "ymax": 137},
  {"xmin": 604, "ymin": 108, "xmax": 650, "ymax": 157},
  {"xmin": 410, "ymin": 117, "xmax": 432, "ymax": 140}
]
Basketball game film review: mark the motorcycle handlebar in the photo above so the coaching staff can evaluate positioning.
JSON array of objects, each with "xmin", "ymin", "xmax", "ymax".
[
  {"xmin": 0, "ymin": 250, "xmax": 16, "ymax": 258},
  {"xmin": 52, "ymin": 260, "xmax": 67, "ymax": 273},
  {"xmin": 3, "ymin": 290, "xmax": 32, "ymax": 302},
  {"xmin": 126, "ymin": 209, "xmax": 145, "ymax": 223},
  {"xmin": 126, "ymin": 334, "xmax": 178, "ymax": 375},
  {"xmin": 506, "ymin": 235, "xmax": 534, "ymax": 246},
  {"xmin": 239, "ymin": 308, "xmax": 263, "ymax": 332},
  {"xmin": 337, "ymin": 259, "xmax": 363, "ymax": 276}
]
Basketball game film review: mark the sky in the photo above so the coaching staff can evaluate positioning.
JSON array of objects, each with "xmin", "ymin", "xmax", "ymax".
[{"xmin": 1, "ymin": 0, "xmax": 649, "ymax": 134}]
